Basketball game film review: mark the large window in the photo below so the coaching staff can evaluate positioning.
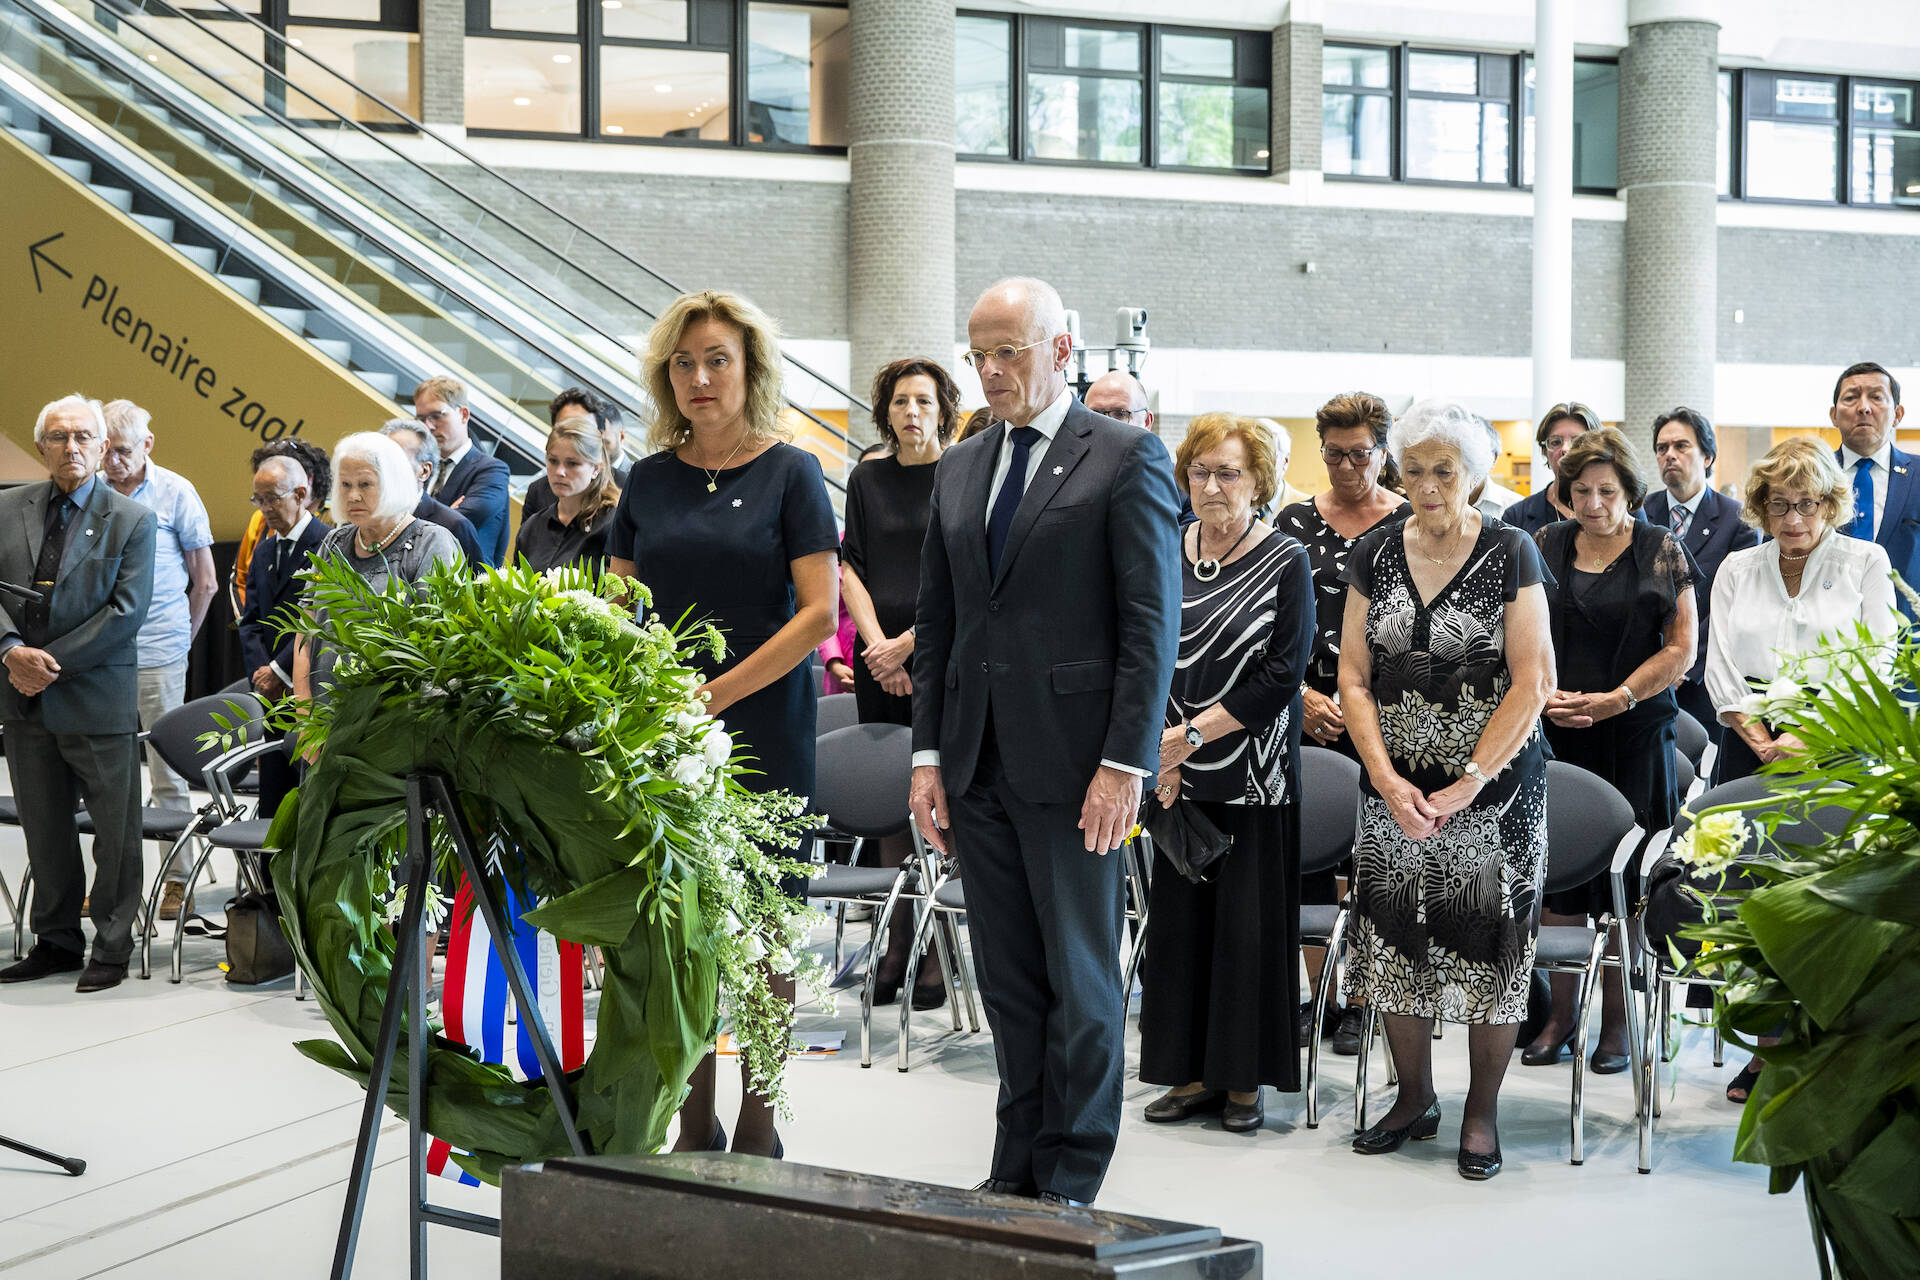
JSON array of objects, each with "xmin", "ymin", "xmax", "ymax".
[
  {"xmin": 1721, "ymin": 67, "xmax": 1918, "ymax": 208},
  {"xmin": 149, "ymin": 0, "xmax": 420, "ymax": 120},
  {"xmin": 467, "ymin": 0, "xmax": 846, "ymax": 148},
  {"xmin": 956, "ymin": 12, "xmax": 1269, "ymax": 172},
  {"xmin": 1324, "ymin": 42, "xmax": 1617, "ymax": 192}
]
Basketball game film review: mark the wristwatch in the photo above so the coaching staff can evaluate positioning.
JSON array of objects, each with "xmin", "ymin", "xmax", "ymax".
[
  {"xmin": 1184, "ymin": 722, "xmax": 1205, "ymax": 750},
  {"xmin": 1463, "ymin": 760, "xmax": 1491, "ymax": 785},
  {"xmin": 1619, "ymin": 684, "xmax": 1639, "ymax": 711}
]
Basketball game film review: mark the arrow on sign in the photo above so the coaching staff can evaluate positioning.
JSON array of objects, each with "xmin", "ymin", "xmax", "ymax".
[{"xmin": 29, "ymin": 233, "xmax": 71, "ymax": 293}]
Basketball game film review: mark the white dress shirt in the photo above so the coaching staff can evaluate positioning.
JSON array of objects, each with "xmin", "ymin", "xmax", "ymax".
[
  {"xmin": 915, "ymin": 387, "xmax": 1149, "ymax": 778},
  {"xmin": 1838, "ymin": 440, "xmax": 1893, "ymax": 539},
  {"xmin": 437, "ymin": 441, "xmax": 472, "ymax": 495},
  {"xmin": 1704, "ymin": 533, "xmax": 1900, "ymax": 717},
  {"xmin": 1665, "ymin": 483, "xmax": 1707, "ymax": 536}
]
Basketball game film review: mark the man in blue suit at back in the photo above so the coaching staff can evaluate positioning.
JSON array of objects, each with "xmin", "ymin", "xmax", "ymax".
[
  {"xmin": 1831, "ymin": 362, "xmax": 1916, "ymax": 611},
  {"xmin": 413, "ymin": 375, "xmax": 510, "ymax": 566}
]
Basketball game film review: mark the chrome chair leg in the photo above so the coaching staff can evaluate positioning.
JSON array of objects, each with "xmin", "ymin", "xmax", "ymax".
[
  {"xmin": 140, "ymin": 831, "xmax": 200, "ymax": 980},
  {"xmin": 1305, "ymin": 909, "xmax": 1347, "ymax": 1130},
  {"xmin": 1355, "ymin": 1008, "xmax": 1376, "ymax": 1134},
  {"xmin": 942, "ymin": 914, "xmax": 981, "ymax": 1032},
  {"xmin": 927, "ymin": 908, "xmax": 963, "ymax": 1033},
  {"xmin": 293, "ymin": 962, "xmax": 307, "ymax": 1001},
  {"xmin": 1569, "ymin": 930, "xmax": 1607, "ymax": 1166},
  {"xmin": 1383, "ymin": 1013, "xmax": 1398, "ymax": 1088},
  {"xmin": 1659, "ymin": 983, "xmax": 1675, "ymax": 1063},
  {"xmin": 1651, "ymin": 979, "xmax": 1668, "ymax": 1120},
  {"xmin": 1712, "ymin": 1020, "xmax": 1724, "ymax": 1068},
  {"xmin": 860, "ymin": 871, "xmax": 912, "ymax": 1069},
  {"xmin": 899, "ymin": 895, "xmax": 946, "ymax": 1072},
  {"xmin": 15, "ymin": 866, "xmax": 33, "ymax": 959},
  {"xmin": 833, "ymin": 902, "xmax": 847, "ymax": 975},
  {"xmin": 170, "ymin": 841, "xmax": 224, "ymax": 983}
]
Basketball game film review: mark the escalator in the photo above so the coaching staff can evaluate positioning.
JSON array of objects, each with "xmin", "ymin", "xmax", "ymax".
[{"xmin": 0, "ymin": 0, "xmax": 862, "ymax": 536}]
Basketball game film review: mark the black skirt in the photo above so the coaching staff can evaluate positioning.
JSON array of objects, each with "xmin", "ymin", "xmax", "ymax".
[{"xmin": 1138, "ymin": 800, "xmax": 1303, "ymax": 1093}]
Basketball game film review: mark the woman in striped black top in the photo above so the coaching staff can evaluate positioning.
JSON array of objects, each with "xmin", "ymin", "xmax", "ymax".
[{"xmin": 1139, "ymin": 414, "xmax": 1315, "ymax": 1136}]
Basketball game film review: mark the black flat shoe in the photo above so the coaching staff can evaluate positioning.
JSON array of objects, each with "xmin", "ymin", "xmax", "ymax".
[
  {"xmin": 1458, "ymin": 1141, "xmax": 1503, "ymax": 1180},
  {"xmin": 1351, "ymin": 1100, "xmax": 1441, "ymax": 1154},
  {"xmin": 1144, "ymin": 1087, "xmax": 1227, "ymax": 1123},
  {"xmin": 1039, "ymin": 1191, "xmax": 1089, "ymax": 1209},
  {"xmin": 1589, "ymin": 1047, "xmax": 1631, "ymax": 1075},
  {"xmin": 974, "ymin": 1177, "xmax": 1036, "ymax": 1196},
  {"xmin": 1222, "ymin": 1093, "xmax": 1264, "ymax": 1133},
  {"xmin": 1521, "ymin": 1026, "xmax": 1576, "ymax": 1066},
  {"xmin": 0, "ymin": 943, "xmax": 84, "ymax": 984},
  {"xmin": 1330, "ymin": 1007, "xmax": 1366, "ymax": 1056},
  {"xmin": 75, "ymin": 960, "xmax": 128, "ymax": 993},
  {"xmin": 911, "ymin": 981, "xmax": 947, "ymax": 1011}
]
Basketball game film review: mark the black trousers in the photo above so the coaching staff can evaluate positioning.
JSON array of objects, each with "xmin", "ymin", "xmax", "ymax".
[
  {"xmin": 946, "ymin": 728, "xmax": 1127, "ymax": 1204},
  {"xmin": 5, "ymin": 717, "xmax": 144, "ymax": 965},
  {"xmin": 1675, "ymin": 678, "xmax": 1725, "ymax": 751}
]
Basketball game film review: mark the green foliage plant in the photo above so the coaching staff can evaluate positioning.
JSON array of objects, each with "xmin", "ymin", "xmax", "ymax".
[
  {"xmin": 1673, "ymin": 619, "xmax": 1920, "ymax": 1278},
  {"xmin": 267, "ymin": 555, "xmax": 827, "ymax": 1183}
]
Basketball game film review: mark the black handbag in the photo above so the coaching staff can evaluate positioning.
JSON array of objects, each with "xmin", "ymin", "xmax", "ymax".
[
  {"xmin": 1138, "ymin": 794, "xmax": 1234, "ymax": 884},
  {"xmin": 224, "ymin": 890, "xmax": 295, "ymax": 985}
]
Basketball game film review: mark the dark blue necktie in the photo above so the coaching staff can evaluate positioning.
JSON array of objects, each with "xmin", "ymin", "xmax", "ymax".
[
  {"xmin": 1850, "ymin": 457, "xmax": 1875, "ymax": 540},
  {"xmin": 987, "ymin": 426, "xmax": 1042, "ymax": 576}
]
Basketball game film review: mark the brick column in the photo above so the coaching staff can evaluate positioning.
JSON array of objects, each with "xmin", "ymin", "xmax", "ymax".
[
  {"xmin": 1620, "ymin": 11, "xmax": 1719, "ymax": 444},
  {"xmin": 419, "ymin": 0, "xmax": 464, "ymax": 128},
  {"xmin": 848, "ymin": 0, "xmax": 955, "ymax": 440},
  {"xmin": 1269, "ymin": 20, "xmax": 1322, "ymax": 179}
]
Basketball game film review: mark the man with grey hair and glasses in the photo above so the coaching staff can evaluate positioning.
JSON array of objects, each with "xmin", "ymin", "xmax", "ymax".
[{"xmin": 381, "ymin": 419, "xmax": 485, "ymax": 566}]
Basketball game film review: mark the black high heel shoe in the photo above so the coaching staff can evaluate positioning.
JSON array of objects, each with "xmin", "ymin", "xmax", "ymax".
[
  {"xmin": 911, "ymin": 979, "xmax": 948, "ymax": 1011},
  {"xmin": 706, "ymin": 1121, "xmax": 727, "ymax": 1151},
  {"xmin": 1458, "ymin": 1139, "xmax": 1503, "ymax": 1180},
  {"xmin": 1351, "ymin": 1100, "xmax": 1441, "ymax": 1155},
  {"xmin": 871, "ymin": 973, "xmax": 905, "ymax": 1007},
  {"xmin": 1520, "ymin": 1026, "xmax": 1576, "ymax": 1066}
]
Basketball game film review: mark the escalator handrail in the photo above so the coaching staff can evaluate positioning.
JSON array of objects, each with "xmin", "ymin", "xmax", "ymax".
[{"xmin": 118, "ymin": 0, "xmax": 870, "ymax": 427}]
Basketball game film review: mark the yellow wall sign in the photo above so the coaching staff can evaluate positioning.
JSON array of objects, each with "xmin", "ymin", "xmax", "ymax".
[{"xmin": 0, "ymin": 129, "xmax": 401, "ymax": 539}]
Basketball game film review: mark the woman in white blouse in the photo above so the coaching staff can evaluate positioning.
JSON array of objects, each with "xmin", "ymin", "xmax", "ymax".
[{"xmin": 1705, "ymin": 437, "xmax": 1900, "ymax": 785}]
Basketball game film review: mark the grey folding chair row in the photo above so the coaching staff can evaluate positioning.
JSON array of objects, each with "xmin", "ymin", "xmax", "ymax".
[{"xmin": 1615, "ymin": 773, "xmax": 1854, "ymax": 1174}]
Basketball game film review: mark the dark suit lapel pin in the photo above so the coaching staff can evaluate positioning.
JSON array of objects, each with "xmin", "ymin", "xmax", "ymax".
[{"xmin": 1896, "ymin": 466, "xmax": 1908, "ymax": 476}]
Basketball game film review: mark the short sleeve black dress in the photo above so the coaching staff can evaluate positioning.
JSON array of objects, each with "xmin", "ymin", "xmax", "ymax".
[
  {"xmin": 1342, "ymin": 518, "xmax": 1552, "ymax": 1024},
  {"xmin": 841, "ymin": 454, "xmax": 939, "ymax": 727},
  {"xmin": 1534, "ymin": 519, "xmax": 1697, "ymax": 915},
  {"xmin": 609, "ymin": 443, "xmax": 840, "ymax": 832}
]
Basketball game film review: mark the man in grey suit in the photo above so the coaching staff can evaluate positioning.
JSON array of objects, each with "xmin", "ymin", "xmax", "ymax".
[
  {"xmin": 0, "ymin": 395, "xmax": 157, "ymax": 993},
  {"xmin": 911, "ymin": 278, "xmax": 1181, "ymax": 1207}
]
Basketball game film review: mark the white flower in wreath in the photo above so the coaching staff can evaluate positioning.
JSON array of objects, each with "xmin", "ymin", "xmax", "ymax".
[
  {"xmin": 1765, "ymin": 676, "xmax": 1804, "ymax": 705},
  {"xmin": 702, "ymin": 727, "xmax": 734, "ymax": 768},
  {"xmin": 671, "ymin": 755, "xmax": 710, "ymax": 790},
  {"xmin": 676, "ymin": 709, "xmax": 706, "ymax": 735}
]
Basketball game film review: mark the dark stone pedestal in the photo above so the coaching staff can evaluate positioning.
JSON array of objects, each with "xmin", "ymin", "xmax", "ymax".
[{"xmin": 502, "ymin": 1153, "xmax": 1261, "ymax": 1279}]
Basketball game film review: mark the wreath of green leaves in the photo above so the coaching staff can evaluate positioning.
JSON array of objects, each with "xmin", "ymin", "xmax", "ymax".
[{"xmin": 268, "ymin": 558, "xmax": 822, "ymax": 1184}]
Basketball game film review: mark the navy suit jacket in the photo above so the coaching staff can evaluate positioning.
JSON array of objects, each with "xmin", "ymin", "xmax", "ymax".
[
  {"xmin": 435, "ymin": 446, "xmax": 510, "ymax": 566},
  {"xmin": 1838, "ymin": 444, "xmax": 1920, "ymax": 613},
  {"xmin": 414, "ymin": 496, "xmax": 484, "ymax": 566},
  {"xmin": 1643, "ymin": 487, "xmax": 1761, "ymax": 682},
  {"xmin": 238, "ymin": 517, "xmax": 330, "ymax": 676},
  {"xmin": 912, "ymin": 398, "xmax": 1182, "ymax": 803}
]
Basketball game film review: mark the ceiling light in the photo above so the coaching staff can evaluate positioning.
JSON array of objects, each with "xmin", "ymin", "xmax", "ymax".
[
  {"xmin": 1908, "ymin": 182, "xmax": 1920, "ymax": 194},
  {"xmin": 289, "ymin": 37, "xmax": 302, "ymax": 46},
  {"xmin": 654, "ymin": 83, "xmax": 672, "ymax": 93},
  {"xmin": 552, "ymin": 52, "xmax": 573, "ymax": 64},
  {"xmin": 602, "ymin": 0, "xmax": 620, "ymax": 6},
  {"xmin": 146, "ymin": 53, "xmax": 158, "ymax": 61},
  {"xmin": 514, "ymin": 96, "xmax": 531, "ymax": 105},
  {"xmin": 1255, "ymin": 149, "xmax": 1269, "ymax": 158},
  {"xmin": 606, "ymin": 124, "xmax": 624, "ymax": 133}
]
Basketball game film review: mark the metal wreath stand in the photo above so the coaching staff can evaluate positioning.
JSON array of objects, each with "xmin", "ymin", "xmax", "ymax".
[{"xmin": 330, "ymin": 771, "xmax": 591, "ymax": 1280}]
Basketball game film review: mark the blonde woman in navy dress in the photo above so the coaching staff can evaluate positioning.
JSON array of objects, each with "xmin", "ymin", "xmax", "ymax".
[{"xmin": 607, "ymin": 290, "xmax": 840, "ymax": 1160}]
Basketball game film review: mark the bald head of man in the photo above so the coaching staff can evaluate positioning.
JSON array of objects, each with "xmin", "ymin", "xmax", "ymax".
[
  {"xmin": 1083, "ymin": 372, "xmax": 1153, "ymax": 431},
  {"xmin": 966, "ymin": 277, "xmax": 1074, "ymax": 427}
]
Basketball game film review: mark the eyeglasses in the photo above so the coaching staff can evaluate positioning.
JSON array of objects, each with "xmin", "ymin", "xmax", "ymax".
[
  {"xmin": 1766, "ymin": 499, "xmax": 1823, "ymax": 518},
  {"xmin": 1321, "ymin": 445, "xmax": 1380, "ymax": 468},
  {"xmin": 1092, "ymin": 406, "xmax": 1145, "ymax": 422},
  {"xmin": 963, "ymin": 337, "xmax": 1054, "ymax": 369},
  {"xmin": 41, "ymin": 431, "xmax": 98, "ymax": 448},
  {"xmin": 415, "ymin": 408, "xmax": 457, "ymax": 424},
  {"xmin": 249, "ymin": 489, "xmax": 294, "ymax": 508},
  {"xmin": 1186, "ymin": 465, "xmax": 1244, "ymax": 488}
]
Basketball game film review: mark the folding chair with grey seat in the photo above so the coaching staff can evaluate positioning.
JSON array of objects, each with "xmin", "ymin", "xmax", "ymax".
[
  {"xmin": 217, "ymin": 677, "xmax": 264, "ymax": 796},
  {"xmin": 1673, "ymin": 750, "xmax": 1700, "ymax": 805},
  {"xmin": 815, "ymin": 692, "xmax": 859, "ymax": 738},
  {"xmin": 802, "ymin": 723, "xmax": 977, "ymax": 1068},
  {"xmin": 1623, "ymin": 774, "xmax": 1853, "ymax": 1173},
  {"xmin": 98, "ymin": 692, "xmax": 269, "ymax": 981},
  {"xmin": 1296, "ymin": 745, "xmax": 1362, "ymax": 1130},
  {"xmin": 157, "ymin": 728, "xmax": 289, "ymax": 984},
  {"xmin": 1673, "ymin": 707, "xmax": 1716, "ymax": 787},
  {"xmin": 1352, "ymin": 760, "xmax": 1644, "ymax": 1164}
]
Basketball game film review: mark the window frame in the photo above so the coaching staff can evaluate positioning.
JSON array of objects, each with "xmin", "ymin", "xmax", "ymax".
[
  {"xmin": 464, "ymin": 0, "xmax": 848, "ymax": 152},
  {"xmin": 955, "ymin": 9, "xmax": 1271, "ymax": 175},
  {"xmin": 1724, "ymin": 66, "xmax": 1920, "ymax": 211},
  {"xmin": 176, "ymin": 0, "xmax": 421, "ymax": 120},
  {"xmin": 1320, "ymin": 39, "xmax": 1397, "ymax": 182}
]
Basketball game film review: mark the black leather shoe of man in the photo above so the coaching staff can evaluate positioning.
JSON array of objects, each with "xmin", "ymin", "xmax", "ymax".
[
  {"xmin": 974, "ymin": 1177, "xmax": 1036, "ymax": 1197},
  {"xmin": 1143, "ymin": 1087, "xmax": 1227, "ymax": 1122},
  {"xmin": 0, "ymin": 943, "xmax": 85, "ymax": 984},
  {"xmin": 1330, "ymin": 1007, "xmax": 1366, "ymax": 1056},
  {"xmin": 1038, "ymin": 1191, "xmax": 1089, "ymax": 1209},
  {"xmin": 76, "ymin": 960, "xmax": 128, "ymax": 993}
]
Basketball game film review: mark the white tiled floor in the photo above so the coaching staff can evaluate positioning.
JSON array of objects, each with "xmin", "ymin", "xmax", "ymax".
[{"xmin": 1, "ymin": 829, "xmax": 1819, "ymax": 1279}]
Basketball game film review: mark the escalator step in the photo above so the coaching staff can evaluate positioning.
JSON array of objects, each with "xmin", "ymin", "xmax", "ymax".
[
  {"xmin": 0, "ymin": 104, "xmax": 12, "ymax": 125},
  {"xmin": 358, "ymin": 371, "xmax": 400, "ymax": 399},
  {"xmin": 52, "ymin": 156, "xmax": 92, "ymax": 182},
  {"xmin": 9, "ymin": 128, "xmax": 53, "ymax": 154},
  {"xmin": 178, "ymin": 244, "xmax": 218, "ymax": 271},
  {"xmin": 217, "ymin": 274, "xmax": 263, "ymax": 303},
  {"xmin": 132, "ymin": 214, "xmax": 176, "ymax": 239},
  {"xmin": 346, "ymin": 281, "xmax": 382, "ymax": 305},
  {"xmin": 308, "ymin": 338, "xmax": 351, "ymax": 362},
  {"xmin": 262, "ymin": 305, "xmax": 308, "ymax": 331},
  {"xmin": 90, "ymin": 184, "xmax": 134, "ymax": 212}
]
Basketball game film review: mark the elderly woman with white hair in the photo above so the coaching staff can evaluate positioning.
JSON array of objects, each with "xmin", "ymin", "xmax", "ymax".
[
  {"xmin": 1336, "ymin": 398, "xmax": 1555, "ymax": 1181},
  {"xmin": 292, "ymin": 431, "xmax": 463, "ymax": 703}
]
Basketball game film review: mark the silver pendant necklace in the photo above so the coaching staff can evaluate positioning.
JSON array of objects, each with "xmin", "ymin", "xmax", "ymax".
[{"xmin": 1192, "ymin": 519, "xmax": 1255, "ymax": 581}]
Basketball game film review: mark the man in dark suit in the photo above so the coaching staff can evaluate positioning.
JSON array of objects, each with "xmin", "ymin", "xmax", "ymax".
[
  {"xmin": 523, "ymin": 388, "xmax": 630, "ymax": 515},
  {"xmin": 238, "ymin": 453, "xmax": 328, "ymax": 816},
  {"xmin": 1830, "ymin": 362, "xmax": 1918, "ymax": 612},
  {"xmin": 0, "ymin": 395, "xmax": 156, "ymax": 993},
  {"xmin": 1645, "ymin": 407, "xmax": 1761, "ymax": 743},
  {"xmin": 911, "ymin": 278, "xmax": 1181, "ymax": 1207},
  {"xmin": 412, "ymin": 375, "xmax": 509, "ymax": 565},
  {"xmin": 381, "ymin": 420, "xmax": 485, "ymax": 565}
]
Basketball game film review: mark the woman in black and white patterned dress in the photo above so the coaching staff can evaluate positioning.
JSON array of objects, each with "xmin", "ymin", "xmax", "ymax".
[
  {"xmin": 1140, "ymin": 415, "xmax": 1315, "ymax": 1136},
  {"xmin": 1338, "ymin": 399, "xmax": 1554, "ymax": 1182}
]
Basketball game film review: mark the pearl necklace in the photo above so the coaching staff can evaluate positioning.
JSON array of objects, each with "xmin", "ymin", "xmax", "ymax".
[{"xmin": 354, "ymin": 519, "xmax": 406, "ymax": 558}]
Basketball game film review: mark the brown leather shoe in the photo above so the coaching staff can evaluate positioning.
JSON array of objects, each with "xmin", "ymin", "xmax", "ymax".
[{"xmin": 159, "ymin": 883, "xmax": 188, "ymax": 922}]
